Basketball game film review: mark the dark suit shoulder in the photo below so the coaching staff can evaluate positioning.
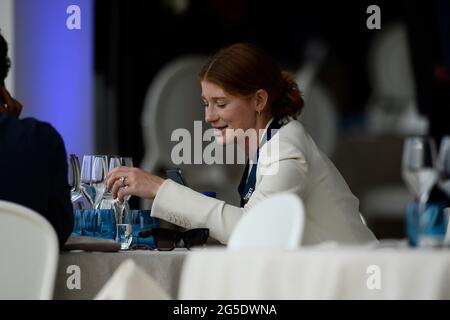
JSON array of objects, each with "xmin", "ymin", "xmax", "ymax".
[
  {"xmin": 20, "ymin": 117, "xmax": 63, "ymax": 143},
  {"xmin": 0, "ymin": 114, "xmax": 60, "ymax": 142},
  {"xmin": 0, "ymin": 113, "xmax": 72, "ymax": 247}
]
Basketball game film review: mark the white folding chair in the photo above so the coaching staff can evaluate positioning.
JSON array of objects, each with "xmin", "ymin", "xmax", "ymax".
[
  {"xmin": 227, "ymin": 193, "xmax": 305, "ymax": 250},
  {"xmin": 0, "ymin": 201, "xmax": 59, "ymax": 299}
]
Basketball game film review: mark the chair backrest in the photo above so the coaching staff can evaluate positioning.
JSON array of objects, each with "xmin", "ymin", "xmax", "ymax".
[
  {"xmin": 295, "ymin": 40, "xmax": 337, "ymax": 157},
  {"xmin": 368, "ymin": 22, "xmax": 414, "ymax": 100},
  {"xmin": 140, "ymin": 55, "xmax": 243, "ymax": 206},
  {"xmin": 0, "ymin": 201, "xmax": 59, "ymax": 299},
  {"xmin": 141, "ymin": 55, "xmax": 207, "ymax": 173},
  {"xmin": 227, "ymin": 193, "xmax": 305, "ymax": 250},
  {"xmin": 365, "ymin": 22, "xmax": 428, "ymax": 135}
]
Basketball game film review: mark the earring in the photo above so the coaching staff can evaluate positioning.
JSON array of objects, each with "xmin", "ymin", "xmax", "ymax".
[{"xmin": 257, "ymin": 110, "xmax": 261, "ymax": 116}]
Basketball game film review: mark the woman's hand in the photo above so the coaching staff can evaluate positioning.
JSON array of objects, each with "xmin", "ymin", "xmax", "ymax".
[
  {"xmin": 107, "ymin": 167, "xmax": 165, "ymax": 202},
  {"xmin": 0, "ymin": 85, "xmax": 23, "ymax": 117}
]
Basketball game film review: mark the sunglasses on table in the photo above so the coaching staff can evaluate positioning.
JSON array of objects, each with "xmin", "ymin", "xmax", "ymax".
[{"xmin": 134, "ymin": 228, "xmax": 210, "ymax": 251}]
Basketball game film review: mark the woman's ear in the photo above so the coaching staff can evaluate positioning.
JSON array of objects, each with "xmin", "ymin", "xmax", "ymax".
[{"xmin": 254, "ymin": 89, "xmax": 268, "ymax": 113}]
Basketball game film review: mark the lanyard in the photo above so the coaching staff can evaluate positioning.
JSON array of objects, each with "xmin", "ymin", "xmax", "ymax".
[{"xmin": 237, "ymin": 119, "xmax": 283, "ymax": 207}]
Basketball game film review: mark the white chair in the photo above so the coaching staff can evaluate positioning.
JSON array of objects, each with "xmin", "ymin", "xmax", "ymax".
[
  {"xmin": 140, "ymin": 55, "xmax": 242, "ymax": 207},
  {"xmin": 361, "ymin": 22, "xmax": 422, "ymax": 233},
  {"xmin": 0, "ymin": 201, "xmax": 59, "ymax": 299},
  {"xmin": 141, "ymin": 55, "xmax": 207, "ymax": 175},
  {"xmin": 227, "ymin": 193, "xmax": 305, "ymax": 250},
  {"xmin": 295, "ymin": 40, "xmax": 337, "ymax": 157},
  {"xmin": 366, "ymin": 22, "xmax": 428, "ymax": 135}
]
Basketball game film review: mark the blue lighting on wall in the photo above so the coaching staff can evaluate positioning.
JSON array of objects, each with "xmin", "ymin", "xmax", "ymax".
[{"xmin": 15, "ymin": 0, "xmax": 93, "ymax": 157}]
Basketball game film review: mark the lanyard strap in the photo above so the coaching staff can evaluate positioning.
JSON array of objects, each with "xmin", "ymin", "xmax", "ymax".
[{"xmin": 238, "ymin": 119, "xmax": 283, "ymax": 207}]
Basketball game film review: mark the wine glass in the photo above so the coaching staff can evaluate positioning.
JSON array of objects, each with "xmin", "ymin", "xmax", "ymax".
[
  {"xmin": 120, "ymin": 157, "xmax": 134, "ymax": 202},
  {"xmin": 437, "ymin": 136, "xmax": 450, "ymax": 197},
  {"xmin": 107, "ymin": 156, "xmax": 134, "ymax": 223},
  {"xmin": 120, "ymin": 157, "xmax": 134, "ymax": 217},
  {"xmin": 108, "ymin": 156, "xmax": 121, "ymax": 173},
  {"xmin": 91, "ymin": 155, "xmax": 108, "ymax": 209},
  {"xmin": 80, "ymin": 155, "xmax": 95, "ymax": 208},
  {"xmin": 402, "ymin": 136, "xmax": 438, "ymax": 246},
  {"xmin": 437, "ymin": 136, "xmax": 450, "ymax": 244},
  {"xmin": 121, "ymin": 156, "xmax": 133, "ymax": 167},
  {"xmin": 68, "ymin": 154, "xmax": 79, "ymax": 195},
  {"xmin": 69, "ymin": 154, "xmax": 91, "ymax": 210},
  {"xmin": 107, "ymin": 156, "xmax": 123, "ymax": 222}
]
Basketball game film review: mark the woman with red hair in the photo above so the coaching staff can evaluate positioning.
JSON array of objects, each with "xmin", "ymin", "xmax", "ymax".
[{"xmin": 108, "ymin": 43, "xmax": 376, "ymax": 245}]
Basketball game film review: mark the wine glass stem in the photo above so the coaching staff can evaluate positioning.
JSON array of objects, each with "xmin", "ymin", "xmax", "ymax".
[{"xmin": 418, "ymin": 190, "xmax": 431, "ymax": 245}]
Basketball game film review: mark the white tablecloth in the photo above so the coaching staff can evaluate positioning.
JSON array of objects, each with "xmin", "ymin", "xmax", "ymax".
[
  {"xmin": 54, "ymin": 249, "xmax": 188, "ymax": 299},
  {"xmin": 178, "ymin": 244, "xmax": 450, "ymax": 299}
]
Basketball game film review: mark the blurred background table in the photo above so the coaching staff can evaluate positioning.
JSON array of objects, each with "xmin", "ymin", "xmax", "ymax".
[
  {"xmin": 54, "ymin": 249, "xmax": 188, "ymax": 299},
  {"xmin": 179, "ymin": 244, "xmax": 450, "ymax": 299}
]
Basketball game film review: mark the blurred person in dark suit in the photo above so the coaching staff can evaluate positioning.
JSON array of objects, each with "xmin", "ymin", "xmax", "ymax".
[{"xmin": 0, "ymin": 31, "xmax": 73, "ymax": 247}]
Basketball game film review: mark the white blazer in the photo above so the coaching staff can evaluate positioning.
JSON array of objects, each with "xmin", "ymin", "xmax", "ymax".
[{"xmin": 151, "ymin": 120, "xmax": 377, "ymax": 245}]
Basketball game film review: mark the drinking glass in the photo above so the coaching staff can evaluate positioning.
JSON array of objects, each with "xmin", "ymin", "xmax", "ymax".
[
  {"xmin": 402, "ymin": 136, "xmax": 438, "ymax": 246},
  {"xmin": 70, "ymin": 154, "xmax": 92, "ymax": 210},
  {"xmin": 121, "ymin": 157, "xmax": 134, "ymax": 218},
  {"xmin": 107, "ymin": 156, "xmax": 124, "ymax": 222},
  {"xmin": 68, "ymin": 154, "xmax": 79, "ymax": 196},
  {"xmin": 91, "ymin": 156, "xmax": 108, "ymax": 209},
  {"xmin": 437, "ymin": 136, "xmax": 450, "ymax": 245},
  {"xmin": 121, "ymin": 157, "xmax": 133, "ymax": 167},
  {"xmin": 437, "ymin": 136, "xmax": 450, "ymax": 198},
  {"xmin": 108, "ymin": 157, "xmax": 134, "ymax": 223},
  {"xmin": 116, "ymin": 224, "xmax": 133, "ymax": 250},
  {"xmin": 80, "ymin": 155, "xmax": 95, "ymax": 208},
  {"xmin": 124, "ymin": 210, "xmax": 159, "ymax": 246}
]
